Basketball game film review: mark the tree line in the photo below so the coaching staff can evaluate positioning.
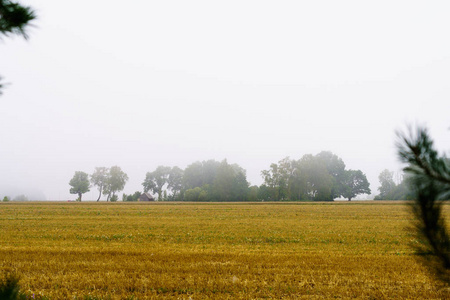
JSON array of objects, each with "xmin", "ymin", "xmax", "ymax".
[
  {"xmin": 69, "ymin": 151, "xmax": 373, "ymax": 202},
  {"xmin": 374, "ymin": 169, "xmax": 413, "ymax": 200},
  {"xmin": 69, "ymin": 166, "xmax": 128, "ymax": 201},
  {"xmin": 259, "ymin": 151, "xmax": 370, "ymax": 201}
]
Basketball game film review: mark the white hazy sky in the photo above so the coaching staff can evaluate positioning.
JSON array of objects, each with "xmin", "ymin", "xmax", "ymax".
[{"xmin": 1, "ymin": 0, "xmax": 449, "ymax": 200}]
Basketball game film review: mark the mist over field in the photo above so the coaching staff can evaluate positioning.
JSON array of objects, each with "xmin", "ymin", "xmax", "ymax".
[{"xmin": 1, "ymin": 0, "xmax": 450, "ymax": 200}]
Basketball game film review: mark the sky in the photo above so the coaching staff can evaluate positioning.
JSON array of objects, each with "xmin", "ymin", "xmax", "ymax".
[{"xmin": 1, "ymin": 0, "xmax": 449, "ymax": 200}]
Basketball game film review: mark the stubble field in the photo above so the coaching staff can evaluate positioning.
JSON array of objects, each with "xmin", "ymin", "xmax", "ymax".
[{"xmin": 0, "ymin": 201, "xmax": 449, "ymax": 299}]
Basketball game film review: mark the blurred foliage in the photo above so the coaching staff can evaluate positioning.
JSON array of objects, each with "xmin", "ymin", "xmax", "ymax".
[{"xmin": 398, "ymin": 126, "xmax": 450, "ymax": 283}]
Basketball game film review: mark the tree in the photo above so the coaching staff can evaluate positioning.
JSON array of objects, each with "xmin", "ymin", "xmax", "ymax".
[
  {"xmin": 340, "ymin": 169, "xmax": 371, "ymax": 201},
  {"xmin": 90, "ymin": 167, "xmax": 109, "ymax": 202},
  {"xmin": 248, "ymin": 185, "xmax": 259, "ymax": 202},
  {"xmin": 12, "ymin": 194, "xmax": 28, "ymax": 201},
  {"xmin": 297, "ymin": 154, "xmax": 333, "ymax": 201},
  {"xmin": 104, "ymin": 166, "xmax": 128, "ymax": 201},
  {"xmin": 261, "ymin": 158, "xmax": 292, "ymax": 201},
  {"xmin": 377, "ymin": 169, "xmax": 395, "ymax": 199},
  {"xmin": 142, "ymin": 166, "xmax": 171, "ymax": 201},
  {"xmin": 184, "ymin": 187, "xmax": 202, "ymax": 202},
  {"xmin": 167, "ymin": 166, "xmax": 184, "ymax": 200},
  {"xmin": 0, "ymin": 0, "xmax": 36, "ymax": 94},
  {"xmin": 123, "ymin": 191, "xmax": 141, "ymax": 202},
  {"xmin": 183, "ymin": 161, "xmax": 204, "ymax": 190},
  {"xmin": 398, "ymin": 127, "xmax": 450, "ymax": 283},
  {"xmin": 69, "ymin": 171, "xmax": 90, "ymax": 201},
  {"xmin": 316, "ymin": 151, "xmax": 346, "ymax": 200}
]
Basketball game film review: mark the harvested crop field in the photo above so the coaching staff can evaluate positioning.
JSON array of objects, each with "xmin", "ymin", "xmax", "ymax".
[{"xmin": 0, "ymin": 202, "xmax": 449, "ymax": 299}]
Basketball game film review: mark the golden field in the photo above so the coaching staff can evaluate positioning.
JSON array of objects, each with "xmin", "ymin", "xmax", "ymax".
[{"xmin": 0, "ymin": 201, "xmax": 449, "ymax": 299}]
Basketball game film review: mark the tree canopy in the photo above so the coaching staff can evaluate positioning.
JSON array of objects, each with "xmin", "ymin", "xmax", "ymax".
[
  {"xmin": 90, "ymin": 167, "xmax": 109, "ymax": 202},
  {"xmin": 69, "ymin": 171, "xmax": 90, "ymax": 201},
  {"xmin": 374, "ymin": 169, "xmax": 413, "ymax": 200},
  {"xmin": 103, "ymin": 166, "xmax": 128, "ymax": 201},
  {"xmin": 260, "ymin": 152, "xmax": 370, "ymax": 201},
  {"xmin": 340, "ymin": 170, "xmax": 371, "ymax": 201}
]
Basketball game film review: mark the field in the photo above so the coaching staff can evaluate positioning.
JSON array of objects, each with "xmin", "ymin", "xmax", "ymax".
[{"xmin": 0, "ymin": 202, "xmax": 449, "ymax": 299}]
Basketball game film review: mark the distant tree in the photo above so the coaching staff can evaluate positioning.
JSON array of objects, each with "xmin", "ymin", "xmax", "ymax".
[
  {"xmin": 142, "ymin": 166, "xmax": 171, "ymax": 201},
  {"xmin": 257, "ymin": 184, "xmax": 274, "ymax": 201},
  {"xmin": 261, "ymin": 158, "xmax": 291, "ymax": 201},
  {"xmin": 69, "ymin": 171, "xmax": 90, "ymax": 201},
  {"xmin": 123, "ymin": 191, "xmax": 141, "ymax": 202},
  {"xmin": 340, "ymin": 169, "xmax": 371, "ymax": 201},
  {"xmin": 0, "ymin": 0, "xmax": 36, "ymax": 95},
  {"xmin": 211, "ymin": 160, "xmax": 246, "ymax": 201},
  {"xmin": 12, "ymin": 194, "xmax": 28, "ymax": 201},
  {"xmin": 181, "ymin": 159, "xmax": 249, "ymax": 202},
  {"xmin": 184, "ymin": 187, "xmax": 202, "ymax": 202},
  {"xmin": 90, "ymin": 167, "xmax": 109, "ymax": 202},
  {"xmin": 248, "ymin": 185, "xmax": 259, "ymax": 202},
  {"xmin": 374, "ymin": 169, "xmax": 412, "ymax": 200},
  {"xmin": 316, "ymin": 151, "xmax": 346, "ymax": 200},
  {"xmin": 2, "ymin": 196, "xmax": 9, "ymax": 202},
  {"xmin": 398, "ymin": 126, "xmax": 450, "ymax": 283},
  {"xmin": 377, "ymin": 169, "xmax": 395, "ymax": 199},
  {"xmin": 261, "ymin": 152, "xmax": 351, "ymax": 201},
  {"xmin": 183, "ymin": 161, "xmax": 204, "ymax": 190},
  {"xmin": 104, "ymin": 166, "xmax": 128, "ymax": 201},
  {"xmin": 167, "ymin": 166, "xmax": 184, "ymax": 200},
  {"xmin": 297, "ymin": 154, "xmax": 333, "ymax": 201}
]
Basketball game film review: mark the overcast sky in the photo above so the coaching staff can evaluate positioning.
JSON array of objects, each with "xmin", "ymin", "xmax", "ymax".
[{"xmin": 1, "ymin": 0, "xmax": 449, "ymax": 200}]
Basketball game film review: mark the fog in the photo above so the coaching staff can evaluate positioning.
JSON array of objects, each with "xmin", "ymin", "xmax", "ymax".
[{"xmin": 1, "ymin": 0, "xmax": 449, "ymax": 200}]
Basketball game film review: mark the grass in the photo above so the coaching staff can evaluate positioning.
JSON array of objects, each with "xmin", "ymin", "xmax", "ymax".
[{"xmin": 0, "ymin": 201, "xmax": 449, "ymax": 299}]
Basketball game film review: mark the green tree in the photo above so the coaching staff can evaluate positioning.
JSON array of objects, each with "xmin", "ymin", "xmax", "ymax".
[
  {"xmin": 90, "ymin": 167, "xmax": 109, "ymax": 202},
  {"xmin": 183, "ymin": 160, "xmax": 221, "ymax": 191},
  {"xmin": 0, "ymin": 0, "xmax": 36, "ymax": 95},
  {"xmin": 316, "ymin": 151, "xmax": 346, "ymax": 200},
  {"xmin": 69, "ymin": 171, "xmax": 90, "ymax": 201},
  {"xmin": 261, "ymin": 158, "xmax": 292, "ymax": 201},
  {"xmin": 297, "ymin": 154, "xmax": 333, "ymax": 201},
  {"xmin": 377, "ymin": 169, "xmax": 395, "ymax": 199},
  {"xmin": 2, "ymin": 196, "xmax": 9, "ymax": 202},
  {"xmin": 142, "ymin": 166, "xmax": 171, "ymax": 201},
  {"xmin": 181, "ymin": 159, "xmax": 249, "ymax": 202},
  {"xmin": 398, "ymin": 127, "xmax": 450, "ymax": 283},
  {"xmin": 184, "ymin": 187, "xmax": 202, "ymax": 201},
  {"xmin": 248, "ymin": 185, "xmax": 259, "ymax": 202},
  {"xmin": 183, "ymin": 161, "xmax": 204, "ymax": 190},
  {"xmin": 104, "ymin": 166, "xmax": 128, "ymax": 201},
  {"xmin": 167, "ymin": 166, "xmax": 184, "ymax": 200},
  {"xmin": 340, "ymin": 169, "xmax": 371, "ymax": 201},
  {"xmin": 123, "ymin": 191, "xmax": 141, "ymax": 202}
]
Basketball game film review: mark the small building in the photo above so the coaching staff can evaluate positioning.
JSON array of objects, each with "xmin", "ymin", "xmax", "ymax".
[{"xmin": 139, "ymin": 193, "xmax": 155, "ymax": 202}]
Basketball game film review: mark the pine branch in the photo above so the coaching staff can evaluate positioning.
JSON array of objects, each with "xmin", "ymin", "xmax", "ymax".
[
  {"xmin": 397, "ymin": 126, "xmax": 450, "ymax": 283},
  {"xmin": 0, "ymin": 0, "xmax": 36, "ymax": 39}
]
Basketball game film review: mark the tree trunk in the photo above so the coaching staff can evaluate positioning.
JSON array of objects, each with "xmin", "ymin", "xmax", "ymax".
[
  {"xmin": 348, "ymin": 197, "xmax": 352, "ymax": 201},
  {"xmin": 97, "ymin": 185, "xmax": 102, "ymax": 202},
  {"xmin": 78, "ymin": 192, "xmax": 82, "ymax": 201}
]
